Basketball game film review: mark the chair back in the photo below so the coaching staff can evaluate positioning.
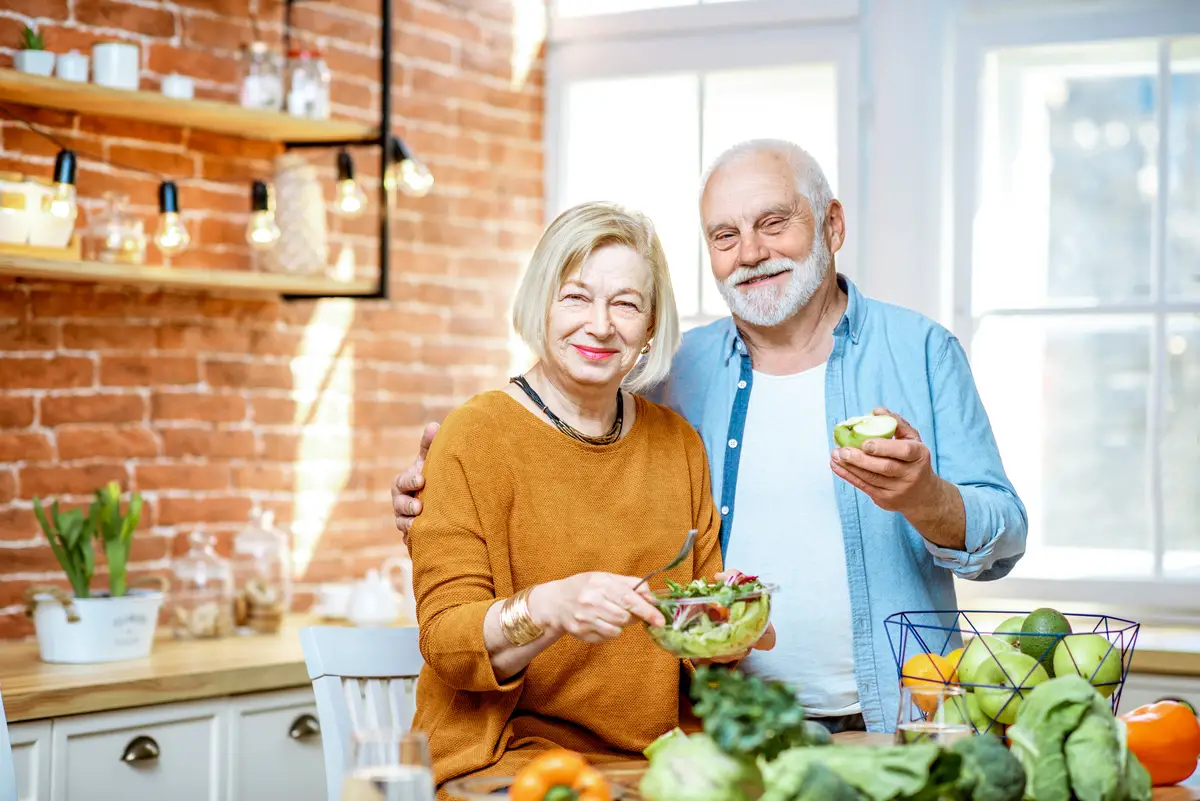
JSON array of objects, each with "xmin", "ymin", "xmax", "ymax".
[
  {"xmin": 300, "ymin": 626, "xmax": 424, "ymax": 801},
  {"xmin": 1, "ymin": 685, "xmax": 16, "ymax": 801}
]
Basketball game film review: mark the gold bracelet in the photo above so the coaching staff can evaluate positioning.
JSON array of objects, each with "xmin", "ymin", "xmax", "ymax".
[{"xmin": 500, "ymin": 587, "xmax": 544, "ymax": 646}]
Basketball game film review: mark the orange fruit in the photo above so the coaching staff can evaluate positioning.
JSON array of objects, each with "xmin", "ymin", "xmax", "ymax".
[
  {"xmin": 902, "ymin": 652, "xmax": 955, "ymax": 715},
  {"xmin": 945, "ymin": 648, "xmax": 965, "ymax": 682}
]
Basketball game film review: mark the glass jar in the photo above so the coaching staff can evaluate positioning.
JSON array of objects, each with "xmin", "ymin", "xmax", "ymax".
[
  {"xmin": 171, "ymin": 531, "xmax": 235, "ymax": 640},
  {"xmin": 88, "ymin": 191, "xmax": 146, "ymax": 264},
  {"xmin": 239, "ymin": 41, "xmax": 284, "ymax": 112},
  {"xmin": 232, "ymin": 506, "xmax": 292, "ymax": 635},
  {"xmin": 285, "ymin": 48, "xmax": 331, "ymax": 120}
]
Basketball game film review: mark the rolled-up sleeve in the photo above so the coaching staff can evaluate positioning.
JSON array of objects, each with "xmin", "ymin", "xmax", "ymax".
[
  {"xmin": 407, "ymin": 444, "xmax": 522, "ymax": 694},
  {"xmin": 923, "ymin": 335, "xmax": 1029, "ymax": 581}
]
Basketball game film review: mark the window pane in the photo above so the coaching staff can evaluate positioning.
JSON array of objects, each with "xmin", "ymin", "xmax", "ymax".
[
  {"xmin": 554, "ymin": 0, "xmax": 696, "ymax": 17},
  {"xmin": 559, "ymin": 74, "xmax": 702, "ymax": 316},
  {"xmin": 1164, "ymin": 315, "xmax": 1200, "ymax": 577},
  {"xmin": 972, "ymin": 316, "xmax": 1152, "ymax": 579},
  {"xmin": 974, "ymin": 41, "xmax": 1158, "ymax": 312},
  {"xmin": 699, "ymin": 63, "xmax": 839, "ymax": 317},
  {"xmin": 1169, "ymin": 39, "xmax": 1200, "ymax": 300}
]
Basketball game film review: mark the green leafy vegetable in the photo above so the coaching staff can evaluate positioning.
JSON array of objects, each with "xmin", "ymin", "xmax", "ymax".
[
  {"xmin": 760, "ymin": 743, "xmax": 950, "ymax": 801},
  {"xmin": 638, "ymin": 733, "xmax": 762, "ymax": 801},
  {"xmin": 759, "ymin": 761, "xmax": 861, "ymax": 801},
  {"xmin": 948, "ymin": 733, "xmax": 1025, "ymax": 801},
  {"xmin": 690, "ymin": 666, "xmax": 820, "ymax": 761}
]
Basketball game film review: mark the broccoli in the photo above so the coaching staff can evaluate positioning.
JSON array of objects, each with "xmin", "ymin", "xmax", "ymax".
[{"xmin": 949, "ymin": 733, "xmax": 1026, "ymax": 801}]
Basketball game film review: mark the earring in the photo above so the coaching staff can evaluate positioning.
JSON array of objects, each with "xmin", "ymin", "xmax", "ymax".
[{"xmin": 640, "ymin": 343, "xmax": 651, "ymax": 355}]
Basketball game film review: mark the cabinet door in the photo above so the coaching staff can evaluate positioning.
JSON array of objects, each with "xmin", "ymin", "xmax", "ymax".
[
  {"xmin": 227, "ymin": 687, "xmax": 326, "ymax": 801},
  {"xmin": 10, "ymin": 721, "xmax": 51, "ymax": 801},
  {"xmin": 1118, "ymin": 673, "xmax": 1200, "ymax": 714},
  {"xmin": 50, "ymin": 700, "xmax": 224, "ymax": 801}
]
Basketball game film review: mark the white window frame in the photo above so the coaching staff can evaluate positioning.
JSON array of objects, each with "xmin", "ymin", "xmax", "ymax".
[
  {"xmin": 544, "ymin": 0, "xmax": 863, "ymax": 327},
  {"xmin": 947, "ymin": 0, "xmax": 1200, "ymax": 616}
]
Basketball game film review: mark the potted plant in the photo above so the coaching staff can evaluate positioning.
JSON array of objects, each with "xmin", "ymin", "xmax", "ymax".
[
  {"xmin": 23, "ymin": 482, "xmax": 166, "ymax": 664},
  {"xmin": 14, "ymin": 25, "xmax": 55, "ymax": 77}
]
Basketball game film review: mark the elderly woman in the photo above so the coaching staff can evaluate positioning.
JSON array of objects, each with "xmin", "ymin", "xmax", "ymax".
[{"xmin": 406, "ymin": 201, "xmax": 773, "ymax": 791}]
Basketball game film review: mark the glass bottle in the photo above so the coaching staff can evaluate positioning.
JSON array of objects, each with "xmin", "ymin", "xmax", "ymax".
[
  {"xmin": 285, "ymin": 48, "xmax": 331, "ymax": 120},
  {"xmin": 232, "ymin": 506, "xmax": 292, "ymax": 635},
  {"xmin": 239, "ymin": 41, "xmax": 284, "ymax": 112},
  {"xmin": 89, "ymin": 191, "xmax": 146, "ymax": 264},
  {"xmin": 170, "ymin": 531, "xmax": 235, "ymax": 640}
]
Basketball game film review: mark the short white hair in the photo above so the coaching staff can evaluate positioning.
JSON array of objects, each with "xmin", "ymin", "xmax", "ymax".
[
  {"xmin": 511, "ymin": 201, "xmax": 681, "ymax": 394},
  {"xmin": 698, "ymin": 138, "xmax": 834, "ymax": 229}
]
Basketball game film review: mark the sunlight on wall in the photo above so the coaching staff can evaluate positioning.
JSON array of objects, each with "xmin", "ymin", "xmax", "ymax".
[
  {"xmin": 510, "ymin": 0, "xmax": 546, "ymax": 91},
  {"xmin": 289, "ymin": 299, "xmax": 355, "ymax": 578}
]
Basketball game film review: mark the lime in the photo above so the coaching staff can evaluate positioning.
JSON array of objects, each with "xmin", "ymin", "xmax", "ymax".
[{"xmin": 1019, "ymin": 607, "xmax": 1072, "ymax": 672}]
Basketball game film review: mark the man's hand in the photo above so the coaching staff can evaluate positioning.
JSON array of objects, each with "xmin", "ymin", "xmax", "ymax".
[
  {"xmin": 830, "ymin": 407, "xmax": 966, "ymax": 549},
  {"xmin": 392, "ymin": 422, "xmax": 439, "ymax": 545}
]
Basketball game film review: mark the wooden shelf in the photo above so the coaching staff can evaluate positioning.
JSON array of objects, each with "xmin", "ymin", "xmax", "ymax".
[
  {"xmin": 0, "ymin": 68, "xmax": 377, "ymax": 144},
  {"xmin": 0, "ymin": 254, "xmax": 377, "ymax": 298}
]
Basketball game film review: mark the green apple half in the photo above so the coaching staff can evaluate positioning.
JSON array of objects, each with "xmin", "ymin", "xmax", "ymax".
[
  {"xmin": 974, "ymin": 651, "xmax": 1050, "ymax": 724},
  {"xmin": 1052, "ymin": 633, "xmax": 1122, "ymax": 698},
  {"xmin": 833, "ymin": 414, "xmax": 898, "ymax": 449},
  {"xmin": 956, "ymin": 635, "xmax": 1018, "ymax": 686}
]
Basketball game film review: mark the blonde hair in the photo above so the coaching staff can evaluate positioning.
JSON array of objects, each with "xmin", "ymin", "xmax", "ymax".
[{"xmin": 512, "ymin": 201, "xmax": 681, "ymax": 393}]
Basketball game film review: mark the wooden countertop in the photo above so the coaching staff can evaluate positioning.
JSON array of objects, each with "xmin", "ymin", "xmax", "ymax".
[{"xmin": 0, "ymin": 616, "xmax": 1198, "ymax": 724}]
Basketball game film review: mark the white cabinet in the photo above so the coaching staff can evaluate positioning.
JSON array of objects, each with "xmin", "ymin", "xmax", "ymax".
[
  {"xmin": 50, "ymin": 700, "xmax": 223, "ymax": 801},
  {"xmin": 227, "ymin": 689, "xmax": 326, "ymax": 801},
  {"xmin": 9, "ymin": 688, "xmax": 326, "ymax": 801},
  {"xmin": 9, "ymin": 721, "xmax": 51, "ymax": 801},
  {"xmin": 1118, "ymin": 673, "xmax": 1200, "ymax": 714}
]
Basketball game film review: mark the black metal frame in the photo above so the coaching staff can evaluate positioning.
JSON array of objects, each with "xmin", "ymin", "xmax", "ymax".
[{"xmin": 279, "ymin": 0, "xmax": 393, "ymax": 302}]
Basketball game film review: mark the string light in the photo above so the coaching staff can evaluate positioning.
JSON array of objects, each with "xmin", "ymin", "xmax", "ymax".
[
  {"xmin": 154, "ymin": 180, "xmax": 190, "ymax": 256},
  {"xmin": 334, "ymin": 149, "xmax": 367, "ymax": 217},
  {"xmin": 49, "ymin": 149, "xmax": 78, "ymax": 221},
  {"xmin": 245, "ymin": 180, "xmax": 281, "ymax": 250},
  {"xmin": 384, "ymin": 136, "xmax": 433, "ymax": 197}
]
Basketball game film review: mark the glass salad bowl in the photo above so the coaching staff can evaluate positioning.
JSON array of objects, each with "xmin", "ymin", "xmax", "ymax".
[{"xmin": 643, "ymin": 574, "xmax": 776, "ymax": 660}]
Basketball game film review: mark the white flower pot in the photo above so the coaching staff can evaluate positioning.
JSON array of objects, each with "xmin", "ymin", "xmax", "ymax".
[
  {"xmin": 32, "ymin": 589, "xmax": 164, "ymax": 664},
  {"xmin": 14, "ymin": 50, "xmax": 55, "ymax": 77}
]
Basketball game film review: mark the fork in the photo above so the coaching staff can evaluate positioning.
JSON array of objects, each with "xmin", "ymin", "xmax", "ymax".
[{"xmin": 634, "ymin": 529, "xmax": 698, "ymax": 590}]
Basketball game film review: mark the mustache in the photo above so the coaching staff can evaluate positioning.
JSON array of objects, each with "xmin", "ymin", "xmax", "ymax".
[{"xmin": 727, "ymin": 258, "xmax": 799, "ymax": 287}]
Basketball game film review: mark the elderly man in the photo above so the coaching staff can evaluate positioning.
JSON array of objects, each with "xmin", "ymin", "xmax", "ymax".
[{"xmin": 391, "ymin": 138, "xmax": 1027, "ymax": 733}]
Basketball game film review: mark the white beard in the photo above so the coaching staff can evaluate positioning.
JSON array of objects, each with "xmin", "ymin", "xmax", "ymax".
[{"xmin": 716, "ymin": 233, "xmax": 832, "ymax": 327}]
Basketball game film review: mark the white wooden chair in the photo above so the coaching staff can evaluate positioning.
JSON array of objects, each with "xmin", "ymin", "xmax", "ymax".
[
  {"xmin": 1, "ymin": 684, "xmax": 16, "ymax": 801},
  {"xmin": 299, "ymin": 626, "xmax": 424, "ymax": 801}
]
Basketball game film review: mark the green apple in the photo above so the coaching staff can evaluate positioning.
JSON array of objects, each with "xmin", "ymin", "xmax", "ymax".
[
  {"xmin": 935, "ymin": 691, "xmax": 1002, "ymax": 735},
  {"xmin": 975, "ymin": 651, "xmax": 1050, "ymax": 724},
  {"xmin": 956, "ymin": 635, "xmax": 1018, "ymax": 687},
  {"xmin": 833, "ymin": 414, "xmax": 898, "ymax": 448},
  {"xmin": 993, "ymin": 615, "xmax": 1026, "ymax": 649},
  {"xmin": 1052, "ymin": 634, "xmax": 1122, "ymax": 698}
]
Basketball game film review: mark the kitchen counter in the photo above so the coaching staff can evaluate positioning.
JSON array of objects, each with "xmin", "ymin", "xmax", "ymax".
[
  {"xmin": 0, "ymin": 616, "xmax": 1197, "ymax": 724},
  {"xmin": 0, "ymin": 613, "xmax": 413, "ymax": 723}
]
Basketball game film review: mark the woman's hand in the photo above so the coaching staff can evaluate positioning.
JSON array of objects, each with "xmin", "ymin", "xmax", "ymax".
[{"xmin": 531, "ymin": 573, "xmax": 667, "ymax": 644}]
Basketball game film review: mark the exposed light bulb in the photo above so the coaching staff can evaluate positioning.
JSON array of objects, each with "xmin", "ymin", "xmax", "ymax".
[
  {"xmin": 49, "ymin": 149, "xmax": 78, "ymax": 220},
  {"xmin": 334, "ymin": 149, "xmax": 367, "ymax": 217},
  {"xmin": 245, "ymin": 180, "xmax": 281, "ymax": 250},
  {"xmin": 386, "ymin": 136, "xmax": 434, "ymax": 198},
  {"xmin": 154, "ymin": 181, "xmax": 190, "ymax": 256}
]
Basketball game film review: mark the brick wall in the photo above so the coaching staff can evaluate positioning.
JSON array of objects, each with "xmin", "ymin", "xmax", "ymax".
[{"xmin": 0, "ymin": 0, "xmax": 545, "ymax": 638}]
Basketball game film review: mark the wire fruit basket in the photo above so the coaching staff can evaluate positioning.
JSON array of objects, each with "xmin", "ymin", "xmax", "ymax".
[{"xmin": 884, "ymin": 609, "xmax": 1139, "ymax": 736}]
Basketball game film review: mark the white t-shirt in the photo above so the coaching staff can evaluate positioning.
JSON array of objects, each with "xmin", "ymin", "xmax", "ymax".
[{"xmin": 724, "ymin": 362, "xmax": 860, "ymax": 716}]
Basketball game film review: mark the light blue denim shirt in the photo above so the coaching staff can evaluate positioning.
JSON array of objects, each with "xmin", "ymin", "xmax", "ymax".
[{"xmin": 646, "ymin": 274, "xmax": 1028, "ymax": 732}]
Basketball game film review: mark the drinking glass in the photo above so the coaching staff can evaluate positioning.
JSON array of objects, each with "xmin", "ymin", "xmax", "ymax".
[
  {"xmin": 893, "ymin": 684, "xmax": 973, "ymax": 746},
  {"xmin": 340, "ymin": 729, "xmax": 436, "ymax": 801}
]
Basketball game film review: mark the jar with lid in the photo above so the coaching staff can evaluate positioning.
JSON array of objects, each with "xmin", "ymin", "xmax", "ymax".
[
  {"xmin": 87, "ymin": 191, "xmax": 146, "ymax": 264},
  {"xmin": 285, "ymin": 48, "xmax": 331, "ymax": 120},
  {"xmin": 239, "ymin": 41, "xmax": 284, "ymax": 112},
  {"xmin": 170, "ymin": 531, "xmax": 235, "ymax": 639},
  {"xmin": 231, "ymin": 506, "xmax": 293, "ymax": 635}
]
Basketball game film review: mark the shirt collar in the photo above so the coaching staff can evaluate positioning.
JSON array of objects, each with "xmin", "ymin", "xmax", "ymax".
[{"xmin": 723, "ymin": 271, "xmax": 864, "ymax": 364}]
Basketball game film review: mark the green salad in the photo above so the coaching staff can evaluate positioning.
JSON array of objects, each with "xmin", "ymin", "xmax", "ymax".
[{"xmin": 645, "ymin": 571, "xmax": 773, "ymax": 659}]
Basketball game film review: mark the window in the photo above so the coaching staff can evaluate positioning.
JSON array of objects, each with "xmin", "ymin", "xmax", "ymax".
[
  {"xmin": 956, "ymin": 31, "xmax": 1200, "ymax": 595},
  {"xmin": 553, "ymin": 0, "xmax": 750, "ymax": 18},
  {"xmin": 547, "ymin": 9, "xmax": 858, "ymax": 324}
]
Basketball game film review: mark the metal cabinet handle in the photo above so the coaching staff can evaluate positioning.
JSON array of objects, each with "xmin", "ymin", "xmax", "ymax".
[
  {"xmin": 121, "ymin": 735, "xmax": 160, "ymax": 763},
  {"xmin": 289, "ymin": 713, "xmax": 321, "ymax": 740}
]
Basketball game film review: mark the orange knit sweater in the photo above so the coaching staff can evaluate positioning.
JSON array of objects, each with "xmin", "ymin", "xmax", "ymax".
[{"xmin": 406, "ymin": 390, "xmax": 724, "ymax": 791}]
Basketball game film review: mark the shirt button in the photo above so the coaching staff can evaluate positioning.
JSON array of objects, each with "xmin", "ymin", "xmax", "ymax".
[
  {"xmin": 721, "ymin": 505, "xmax": 729, "ymax": 515},
  {"xmin": 728, "ymin": 438, "xmax": 738, "ymax": 448},
  {"xmin": 737, "ymin": 380, "xmax": 747, "ymax": 389}
]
